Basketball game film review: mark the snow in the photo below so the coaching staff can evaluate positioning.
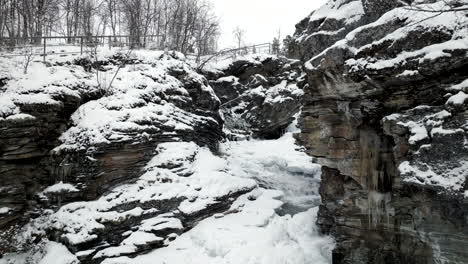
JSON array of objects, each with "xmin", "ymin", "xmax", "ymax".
[
  {"xmin": 306, "ymin": 1, "xmax": 468, "ymax": 71},
  {"xmin": 446, "ymin": 91, "xmax": 468, "ymax": 106},
  {"xmin": 39, "ymin": 242, "xmax": 79, "ymax": 264},
  {"xmin": 11, "ymin": 117, "xmax": 333, "ymax": 263},
  {"xmin": 431, "ymin": 127, "xmax": 464, "ymax": 136},
  {"xmin": 397, "ymin": 121, "xmax": 428, "ymax": 145},
  {"xmin": 399, "ymin": 161, "xmax": 468, "ymax": 192},
  {"xmin": 0, "ymin": 52, "xmax": 98, "ymax": 121},
  {"xmin": 262, "ymin": 80, "xmax": 302, "ymax": 105},
  {"xmin": 308, "ymin": 0, "xmax": 364, "ymax": 25},
  {"xmin": 49, "ymin": 51, "xmax": 220, "ymax": 152},
  {"xmin": 449, "ymin": 79, "xmax": 468, "ymax": 92},
  {"xmin": 94, "ymin": 122, "xmax": 332, "ymax": 264},
  {"xmin": 347, "ymin": 37, "xmax": 468, "ymax": 71},
  {"xmin": 0, "ymin": 207, "xmax": 11, "ymax": 214},
  {"xmin": 0, "ymin": 241, "xmax": 78, "ymax": 264},
  {"xmin": 203, "ymin": 54, "xmax": 279, "ymax": 74},
  {"xmin": 5, "ymin": 113, "xmax": 36, "ymax": 121},
  {"xmin": 397, "ymin": 70, "xmax": 419, "ymax": 77},
  {"xmin": 102, "ymin": 191, "xmax": 333, "ymax": 264},
  {"xmin": 215, "ymin": 76, "xmax": 239, "ymax": 83},
  {"xmin": 1, "ymin": 48, "xmax": 332, "ymax": 263},
  {"xmin": 42, "ymin": 182, "xmax": 79, "ymax": 194},
  {"xmin": 35, "ymin": 141, "xmax": 256, "ymax": 249}
]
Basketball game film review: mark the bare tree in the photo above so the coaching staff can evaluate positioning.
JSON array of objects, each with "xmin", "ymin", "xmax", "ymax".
[
  {"xmin": 22, "ymin": 45, "xmax": 35, "ymax": 74},
  {"xmin": 233, "ymin": 26, "xmax": 246, "ymax": 49},
  {"xmin": 0, "ymin": 0, "xmax": 220, "ymax": 55}
]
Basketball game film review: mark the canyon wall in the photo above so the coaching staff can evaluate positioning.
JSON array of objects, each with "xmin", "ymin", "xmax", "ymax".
[
  {"xmin": 0, "ymin": 52, "xmax": 236, "ymax": 262},
  {"xmin": 293, "ymin": 0, "xmax": 468, "ymax": 263}
]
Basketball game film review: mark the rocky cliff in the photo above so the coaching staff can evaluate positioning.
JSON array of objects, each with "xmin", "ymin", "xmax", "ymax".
[
  {"xmin": 0, "ymin": 51, "xmax": 259, "ymax": 263},
  {"xmin": 293, "ymin": 0, "xmax": 468, "ymax": 263}
]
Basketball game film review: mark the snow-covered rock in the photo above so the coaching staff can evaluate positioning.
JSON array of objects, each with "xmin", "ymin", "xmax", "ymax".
[
  {"xmin": 204, "ymin": 55, "xmax": 305, "ymax": 139},
  {"xmin": 0, "ymin": 50, "xmax": 224, "ymax": 258}
]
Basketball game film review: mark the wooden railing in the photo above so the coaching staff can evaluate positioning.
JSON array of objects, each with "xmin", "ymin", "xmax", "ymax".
[
  {"xmin": 0, "ymin": 35, "xmax": 162, "ymax": 61},
  {"xmin": 0, "ymin": 36, "xmax": 275, "ymax": 64}
]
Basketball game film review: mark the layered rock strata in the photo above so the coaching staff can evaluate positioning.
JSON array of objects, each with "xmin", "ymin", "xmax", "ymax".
[
  {"xmin": 294, "ymin": 0, "xmax": 468, "ymax": 263},
  {"xmin": 0, "ymin": 51, "xmax": 245, "ymax": 262}
]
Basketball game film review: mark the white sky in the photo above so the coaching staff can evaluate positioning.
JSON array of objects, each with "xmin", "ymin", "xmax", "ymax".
[{"xmin": 209, "ymin": 0, "xmax": 328, "ymax": 49}]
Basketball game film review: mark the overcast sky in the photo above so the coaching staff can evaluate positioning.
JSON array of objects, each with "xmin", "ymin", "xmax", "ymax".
[{"xmin": 209, "ymin": 0, "xmax": 328, "ymax": 49}]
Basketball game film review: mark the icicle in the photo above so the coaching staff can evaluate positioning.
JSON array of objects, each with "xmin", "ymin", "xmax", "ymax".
[{"xmin": 368, "ymin": 191, "xmax": 391, "ymax": 228}]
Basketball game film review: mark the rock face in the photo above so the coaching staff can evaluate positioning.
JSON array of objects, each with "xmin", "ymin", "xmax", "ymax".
[
  {"xmin": 0, "ymin": 65, "xmax": 102, "ymax": 248},
  {"xmin": 204, "ymin": 55, "xmax": 306, "ymax": 139},
  {"xmin": 294, "ymin": 0, "xmax": 468, "ymax": 263},
  {"xmin": 288, "ymin": 0, "xmax": 402, "ymax": 61},
  {"xmin": 0, "ymin": 51, "xmax": 251, "ymax": 262}
]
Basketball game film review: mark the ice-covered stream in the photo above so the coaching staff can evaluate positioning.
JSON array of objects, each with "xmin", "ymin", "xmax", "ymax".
[{"xmin": 100, "ymin": 124, "xmax": 334, "ymax": 264}]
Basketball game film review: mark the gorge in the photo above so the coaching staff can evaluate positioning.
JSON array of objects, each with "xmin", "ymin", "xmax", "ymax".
[{"xmin": 0, "ymin": 0, "xmax": 467, "ymax": 263}]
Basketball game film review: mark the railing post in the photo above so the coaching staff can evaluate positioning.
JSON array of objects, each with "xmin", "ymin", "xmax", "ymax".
[
  {"xmin": 43, "ymin": 37, "xmax": 47, "ymax": 62},
  {"xmin": 80, "ymin": 37, "xmax": 83, "ymax": 55},
  {"xmin": 108, "ymin": 36, "xmax": 112, "ymax": 50}
]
